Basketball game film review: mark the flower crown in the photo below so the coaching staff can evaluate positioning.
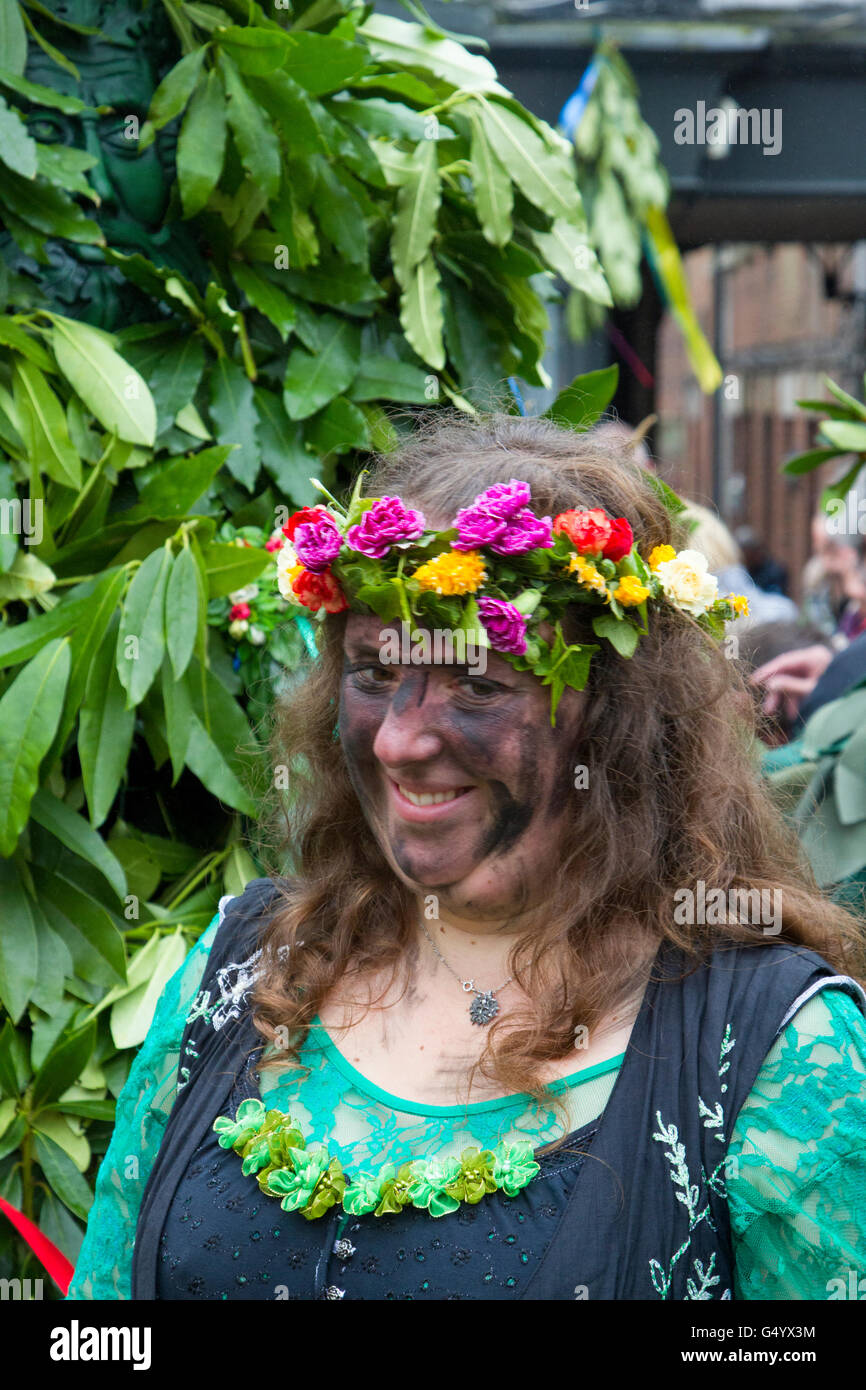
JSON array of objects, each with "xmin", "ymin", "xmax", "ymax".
[{"xmin": 273, "ymin": 475, "xmax": 748, "ymax": 723}]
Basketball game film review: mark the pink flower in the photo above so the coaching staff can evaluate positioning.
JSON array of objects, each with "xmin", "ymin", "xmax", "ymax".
[
  {"xmin": 453, "ymin": 479, "xmax": 552, "ymax": 555},
  {"xmin": 292, "ymin": 512, "xmax": 343, "ymax": 573},
  {"xmin": 345, "ymin": 496, "xmax": 426, "ymax": 558},
  {"xmin": 477, "ymin": 598, "xmax": 528, "ymax": 655}
]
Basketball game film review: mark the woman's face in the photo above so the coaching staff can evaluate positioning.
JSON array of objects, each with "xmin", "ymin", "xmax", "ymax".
[{"xmin": 338, "ymin": 614, "xmax": 584, "ymax": 922}]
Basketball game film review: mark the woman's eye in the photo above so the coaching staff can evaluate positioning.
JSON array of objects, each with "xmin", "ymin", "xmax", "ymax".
[
  {"xmin": 353, "ymin": 665, "xmax": 395, "ymax": 687},
  {"xmin": 455, "ymin": 676, "xmax": 501, "ymax": 700}
]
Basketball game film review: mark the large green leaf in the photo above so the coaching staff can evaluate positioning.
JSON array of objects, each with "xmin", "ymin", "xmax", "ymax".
[
  {"xmin": 218, "ymin": 52, "xmax": 280, "ymax": 200},
  {"xmin": 530, "ymin": 219, "xmax": 612, "ymax": 304},
  {"xmin": 12, "ymin": 357, "xmax": 81, "ymax": 489},
  {"xmin": 0, "ymin": 857, "xmax": 38, "ymax": 1023},
  {"xmin": 475, "ymin": 97, "xmax": 583, "ymax": 222},
  {"xmin": 254, "ymin": 386, "xmax": 315, "ymax": 499},
  {"xmin": 801, "ymin": 791, "xmax": 866, "ymax": 888},
  {"xmin": 231, "ymin": 265, "xmax": 296, "ymax": 341},
  {"xmin": 109, "ymin": 930, "xmax": 188, "ymax": 1050},
  {"xmin": 164, "ymin": 546, "xmax": 200, "ymax": 681},
  {"xmin": 147, "ymin": 46, "xmax": 207, "ymax": 130},
  {"xmin": 120, "ymin": 333, "xmax": 206, "ymax": 434},
  {"xmin": 347, "ymin": 355, "xmax": 431, "ymax": 404},
  {"xmin": 50, "ymin": 317, "xmax": 156, "ymax": 446},
  {"xmin": 282, "ymin": 315, "xmax": 361, "ymax": 420},
  {"xmin": 391, "ymin": 139, "xmax": 441, "ymax": 288},
  {"xmin": 208, "ymin": 359, "xmax": 259, "ymax": 489},
  {"xmin": 45, "ymin": 566, "xmax": 128, "ymax": 768},
  {"xmin": 33, "ymin": 1131, "xmax": 93, "ymax": 1222},
  {"xmin": 30, "ymin": 787, "xmax": 127, "ymax": 901},
  {"xmin": 0, "ymin": 4, "xmax": 28, "ymax": 76},
  {"xmin": 819, "ymin": 420, "xmax": 866, "ymax": 453},
  {"xmin": 782, "ymin": 447, "xmax": 840, "ymax": 478},
  {"xmin": 0, "ymin": 550, "xmax": 57, "ymax": 603},
  {"xmin": 543, "ymin": 365, "xmax": 620, "ymax": 432},
  {"xmin": 78, "ymin": 618, "xmax": 135, "ymax": 827},
  {"xmin": 468, "ymin": 110, "xmax": 513, "ymax": 249},
  {"xmin": 177, "ymin": 68, "xmax": 227, "ymax": 218},
  {"xmin": 35, "ymin": 869, "xmax": 126, "ymax": 985},
  {"xmin": 0, "ymin": 637, "xmax": 70, "ymax": 856},
  {"xmin": 0, "ymin": 94, "xmax": 37, "ymax": 178},
  {"xmin": 358, "ymin": 14, "xmax": 506, "ymax": 95},
  {"xmin": 200, "ymin": 541, "xmax": 270, "ymax": 599},
  {"xmin": 128, "ymin": 444, "xmax": 232, "ymax": 519},
  {"xmin": 801, "ymin": 689, "xmax": 866, "ymax": 760},
  {"xmin": 303, "ymin": 395, "xmax": 370, "ymax": 455},
  {"xmin": 30, "ymin": 1022, "xmax": 97, "ymax": 1114},
  {"xmin": 399, "ymin": 254, "xmax": 445, "ymax": 370},
  {"xmin": 116, "ymin": 545, "xmax": 171, "ymax": 707},
  {"xmin": 281, "ymin": 32, "xmax": 368, "ymax": 96}
]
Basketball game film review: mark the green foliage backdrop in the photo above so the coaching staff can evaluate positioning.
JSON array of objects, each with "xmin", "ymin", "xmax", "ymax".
[{"xmin": 0, "ymin": 0, "xmax": 618, "ymax": 1288}]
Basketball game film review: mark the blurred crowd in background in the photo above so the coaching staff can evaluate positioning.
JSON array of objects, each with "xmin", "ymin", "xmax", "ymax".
[{"xmin": 598, "ymin": 419, "xmax": 866, "ymax": 747}]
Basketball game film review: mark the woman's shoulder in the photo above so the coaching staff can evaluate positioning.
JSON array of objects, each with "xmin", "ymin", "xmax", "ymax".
[{"xmin": 186, "ymin": 876, "xmax": 289, "ymax": 1035}]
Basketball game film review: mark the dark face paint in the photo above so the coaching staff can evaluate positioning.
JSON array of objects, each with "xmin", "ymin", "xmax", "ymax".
[{"xmin": 338, "ymin": 614, "xmax": 584, "ymax": 921}]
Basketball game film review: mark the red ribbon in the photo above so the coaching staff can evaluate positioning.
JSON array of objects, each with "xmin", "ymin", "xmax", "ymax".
[{"xmin": 0, "ymin": 1195, "xmax": 74, "ymax": 1295}]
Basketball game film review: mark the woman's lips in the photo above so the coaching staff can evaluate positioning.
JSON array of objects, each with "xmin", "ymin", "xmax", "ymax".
[{"xmin": 387, "ymin": 778, "xmax": 475, "ymax": 822}]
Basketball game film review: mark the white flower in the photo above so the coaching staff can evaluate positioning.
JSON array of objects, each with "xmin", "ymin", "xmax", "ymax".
[
  {"xmin": 654, "ymin": 549, "xmax": 718, "ymax": 616},
  {"xmin": 228, "ymin": 619, "xmax": 249, "ymax": 638},
  {"xmin": 229, "ymin": 583, "xmax": 259, "ymax": 604},
  {"xmin": 248, "ymin": 625, "xmax": 266, "ymax": 646},
  {"xmin": 275, "ymin": 541, "xmax": 303, "ymax": 602}
]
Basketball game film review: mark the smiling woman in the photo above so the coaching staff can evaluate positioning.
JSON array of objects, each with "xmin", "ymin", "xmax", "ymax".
[{"xmin": 67, "ymin": 410, "xmax": 866, "ymax": 1302}]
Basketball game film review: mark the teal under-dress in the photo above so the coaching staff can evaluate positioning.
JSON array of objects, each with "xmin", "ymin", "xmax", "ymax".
[{"xmin": 67, "ymin": 909, "xmax": 866, "ymax": 1300}]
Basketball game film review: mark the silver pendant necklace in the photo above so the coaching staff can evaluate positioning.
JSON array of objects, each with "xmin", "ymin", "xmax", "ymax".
[{"xmin": 419, "ymin": 919, "xmax": 513, "ymax": 1025}]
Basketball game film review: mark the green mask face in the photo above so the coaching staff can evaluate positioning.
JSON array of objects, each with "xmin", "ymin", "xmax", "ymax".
[{"xmin": 1, "ymin": 0, "xmax": 207, "ymax": 327}]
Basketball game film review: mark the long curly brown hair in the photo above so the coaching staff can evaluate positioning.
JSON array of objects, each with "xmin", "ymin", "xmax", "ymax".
[{"xmin": 249, "ymin": 407, "xmax": 866, "ymax": 1112}]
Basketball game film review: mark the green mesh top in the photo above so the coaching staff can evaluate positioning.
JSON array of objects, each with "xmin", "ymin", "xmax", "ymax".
[{"xmin": 67, "ymin": 908, "xmax": 866, "ymax": 1301}]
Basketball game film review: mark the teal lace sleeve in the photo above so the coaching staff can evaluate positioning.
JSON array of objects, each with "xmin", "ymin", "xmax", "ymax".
[
  {"xmin": 65, "ymin": 910, "xmax": 225, "ymax": 1300},
  {"xmin": 727, "ymin": 986, "xmax": 866, "ymax": 1300}
]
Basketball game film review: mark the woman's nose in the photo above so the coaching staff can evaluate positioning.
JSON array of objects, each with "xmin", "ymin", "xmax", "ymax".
[{"xmin": 372, "ymin": 672, "xmax": 446, "ymax": 767}]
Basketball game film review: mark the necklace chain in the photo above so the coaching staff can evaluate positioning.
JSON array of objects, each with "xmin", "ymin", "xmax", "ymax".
[{"xmin": 418, "ymin": 918, "xmax": 513, "ymax": 997}]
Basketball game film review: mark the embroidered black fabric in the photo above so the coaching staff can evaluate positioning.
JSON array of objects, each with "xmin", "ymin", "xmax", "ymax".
[{"xmin": 155, "ymin": 1055, "xmax": 595, "ymax": 1301}]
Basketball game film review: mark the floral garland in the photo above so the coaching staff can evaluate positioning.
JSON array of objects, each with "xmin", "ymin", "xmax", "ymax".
[
  {"xmin": 213, "ymin": 1099, "xmax": 541, "ymax": 1220},
  {"xmin": 269, "ymin": 474, "xmax": 749, "ymax": 722}
]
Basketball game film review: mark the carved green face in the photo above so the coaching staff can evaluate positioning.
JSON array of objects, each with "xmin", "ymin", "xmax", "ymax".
[
  {"xmin": 26, "ymin": 44, "xmax": 170, "ymax": 237},
  {"xmin": 2, "ymin": 1, "xmax": 205, "ymax": 327}
]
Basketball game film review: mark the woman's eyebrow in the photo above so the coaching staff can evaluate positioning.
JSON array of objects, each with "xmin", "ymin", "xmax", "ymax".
[{"xmin": 344, "ymin": 641, "xmax": 386, "ymax": 660}]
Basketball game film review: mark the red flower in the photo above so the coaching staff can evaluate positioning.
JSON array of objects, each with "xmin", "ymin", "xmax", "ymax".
[
  {"xmin": 554, "ymin": 508, "xmax": 611, "ymax": 553},
  {"xmin": 554, "ymin": 508, "xmax": 634, "ymax": 561},
  {"xmin": 292, "ymin": 567, "xmax": 348, "ymax": 614},
  {"xmin": 265, "ymin": 537, "xmax": 284, "ymax": 552},
  {"xmin": 282, "ymin": 506, "xmax": 329, "ymax": 541},
  {"xmin": 603, "ymin": 517, "xmax": 634, "ymax": 562},
  {"xmin": 230, "ymin": 602, "xmax": 251, "ymax": 621}
]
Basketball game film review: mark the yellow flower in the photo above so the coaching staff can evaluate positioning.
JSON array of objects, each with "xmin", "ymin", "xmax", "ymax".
[
  {"xmin": 728, "ymin": 593, "xmax": 750, "ymax": 617},
  {"xmin": 566, "ymin": 553, "xmax": 607, "ymax": 595},
  {"xmin": 647, "ymin": 544, "xmax": 676, "ymax": 571},
  {"xmin": 613, "ymin": 575, "xmax": 651, "ymax": 607},
  {"xmin": 412, "ymin": 550, "xmax": 487, "ymax": 595}
]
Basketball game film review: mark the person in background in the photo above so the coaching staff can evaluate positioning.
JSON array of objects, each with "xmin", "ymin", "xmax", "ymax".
[
  {"xmin": 680, "ymin": 502, "xmax": 799, "ymax": 631},
  {"xmin": 736, "ymin": 621, "xmax": 833, "ymax": 745},
  {"xmin": 800, "ymin": 509, "xmax": 861, "ymax": 642},
  {"xmin": 734, "ymin": 526, "xmax": 790, "ymax": 597},
  {"xmin": 751, "ymin": 634, "xmax": 866, "ymax": 732}
]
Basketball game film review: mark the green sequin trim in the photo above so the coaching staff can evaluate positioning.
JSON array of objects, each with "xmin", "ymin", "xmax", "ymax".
[{"xmin": 213, "ymin": 1098, "xmax": 541, "ymax": 1220}]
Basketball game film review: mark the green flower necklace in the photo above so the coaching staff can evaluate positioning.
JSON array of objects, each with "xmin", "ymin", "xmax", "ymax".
[{"xmin": 213, "ymin": 1098, "xmax": 542, "ymax": 1221}]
